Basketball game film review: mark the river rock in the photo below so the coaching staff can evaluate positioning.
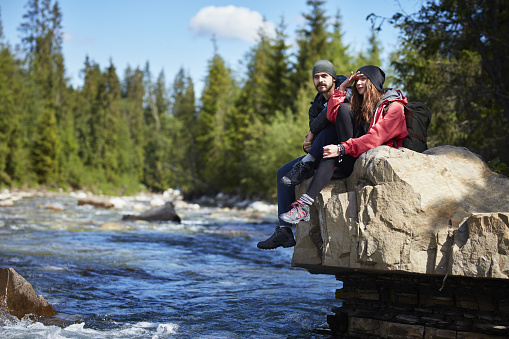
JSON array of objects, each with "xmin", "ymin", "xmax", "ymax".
[
  {"xmin": 99, "ymin": 222, "xmax": 132, "ymax": 231},
  {"xmin": 77, "ymin": 197, "xmax": 114, "ymax": 208},
  {"xmin": 122, "ymin": 201, "xmax": 181, "ymax": 222},
  {"xmin": 0, "ymin": 267, "xmax": 57, "ymax": 319},
  {"xmin": 0, "ymin": 199, "xmax": 14, "ymax": 207},
  {"xmin": 292, "ymin": 145, "xmax": 509, "ymax": 279}
]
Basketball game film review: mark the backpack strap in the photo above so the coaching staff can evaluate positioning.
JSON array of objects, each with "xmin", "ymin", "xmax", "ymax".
[
  {"xmin": 382, "ymin": 101, "xmax": 403, "ymax": 148},
  {"xmin": 382, "ymin": 100, "xmax": 404, "ymax": 116},
  {"xmin": 409, "ymin": 132, "xmax": 427, "ymax": 142}
]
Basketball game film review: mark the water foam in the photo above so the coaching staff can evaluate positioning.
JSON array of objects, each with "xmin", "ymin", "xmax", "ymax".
[{"xmin": 0, "ymin": 319, "xmax": 180, "ymax": 338}]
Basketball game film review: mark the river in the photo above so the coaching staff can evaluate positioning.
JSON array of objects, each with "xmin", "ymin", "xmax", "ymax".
[{"xmin": 0, "ymin": 191, "xmax": 341, "ymax": 338}]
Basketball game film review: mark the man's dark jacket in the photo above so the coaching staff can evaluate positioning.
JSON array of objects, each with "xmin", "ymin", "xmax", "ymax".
[{"xmin": 308, "ymin": 75, "xmax": 351, "ymax": 135}]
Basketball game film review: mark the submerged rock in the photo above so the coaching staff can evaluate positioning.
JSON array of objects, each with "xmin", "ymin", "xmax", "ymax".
[
  {"xmin": 99, "ymin": 222, "xmax": 134, "ymax": 231},
  {"xmin": 122, "ymin": 201, "xmax": 181, "ymax": 222},
  {"xmin": 0, "ymin": 267, "xmax": 57, "ymax": 319}
]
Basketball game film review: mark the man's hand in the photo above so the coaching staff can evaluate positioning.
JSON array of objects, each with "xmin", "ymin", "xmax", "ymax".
[{"xmin": 303, "ymin": 131, "xmax": 315, "ymax": 152}]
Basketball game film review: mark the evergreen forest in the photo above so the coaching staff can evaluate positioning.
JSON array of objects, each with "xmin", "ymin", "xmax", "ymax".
[{"xmin": 0, "ymin": 0, "xmax": 507, "ymax": 200}]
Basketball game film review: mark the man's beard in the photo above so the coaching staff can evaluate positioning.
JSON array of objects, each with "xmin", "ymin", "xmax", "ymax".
[{"xmin": 316, "ymin": 82, "xmax": 334, "ymax": 94}]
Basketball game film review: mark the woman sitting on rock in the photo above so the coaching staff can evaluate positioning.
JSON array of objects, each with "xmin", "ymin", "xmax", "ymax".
[{"xmin": 279, "ymin": 65, "xmax": 409, "ymax": 225}]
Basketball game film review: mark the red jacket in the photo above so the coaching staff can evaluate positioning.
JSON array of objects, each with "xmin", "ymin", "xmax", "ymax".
[{"xmin": 342, "ymin": 89, "xmax": 409, "ymax": 158}]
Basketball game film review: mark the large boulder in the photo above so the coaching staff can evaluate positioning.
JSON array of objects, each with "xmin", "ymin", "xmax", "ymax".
[
  {"xmin": 292, "ymin": 145, "xmax": 509, "ymax": 279},
  {"xmin": 0, "ymin": 267, "xmax": 57, "ymax": 319},
  {"xmin": 122, "ymin": 201, "xmax": 181, "ymax": 222}
]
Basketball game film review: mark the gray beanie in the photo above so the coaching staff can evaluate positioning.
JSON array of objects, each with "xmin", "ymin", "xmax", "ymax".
[
  {"xmin": 312, "ymin": 60, "xmax": 336, "ymax": 79},
  {"xmin": 357, "ymin": 65, "xmax": 385, "ymax": 92}
]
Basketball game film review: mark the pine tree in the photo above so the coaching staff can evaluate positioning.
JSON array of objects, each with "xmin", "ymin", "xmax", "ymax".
[
  {"xmin": 122, "ymin": 66, "xmax": 146, "ymax": 181},
  {"xmin": 57, "ymin": 86, "xmax": 81, "ymax": 187},
  {"xmin": 143, "ymin": 62, "xmax": 161, "ymax": 131},
  {"xmin": 182, "ymin": 75, "xmax": 199, "ymax": 191},
  {"xmin": 326, "ymin": 10, "xmax": 354, "ymax": 79},
  {"xmin": 102, "ymin": 61, "xmax": 122, "ymax": 183},
  {"xmin": 233, "ymin": 30, "xmax": 273, "ymax": 145},
  {"xmin": 72, "ymin": 58, "xmax": 127, "ymax": 190},
  {"xmin": 75, "ymin": 57, "xmax": 101, "ymax": 169},
  {"xmin": 19, "ymin": 0, "xmax": 70, "ymax": 185},
  {"xmin": 229, "ymin": 22, "xmax": 294, "ymax": 194},
  {"xmin": 197, "ymin": 45, "xmax": 238, "ymax": 193},
  {"xmin": 229, "ymin": 33, "xmax": 272, "ymax": 194},
  {"xmin": 31, "ymin": 108, "xmax": 61, "ymax": 183},
  {"xmin": 154, "ymin": 70, "xmax": 170, "ymax": 123},
  {"xmin": 142, "ymin": 62, "xmax": 163, "ymax": 190},
  {"xmin": 0, "ymin": 40, "xmax": 34, "ymax": 185},
  {"xmin": 293, "ymin": 0, "xmax": 330, "ymax": 96},
  {"xmin": 142, "ymin": 64, "xmax": 183, "ymax": 192},
  {"xmin": 168, "ymin": 68, "xmax": 199, "ymax": 192},
  {"xmin": 264, "ymin": 18, "xmax": 293, "ymax": 116}
]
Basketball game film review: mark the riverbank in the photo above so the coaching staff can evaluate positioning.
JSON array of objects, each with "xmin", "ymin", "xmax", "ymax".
[{"xmin": 0, "ymin": 187, "xmax": 278, "ymax": 221}]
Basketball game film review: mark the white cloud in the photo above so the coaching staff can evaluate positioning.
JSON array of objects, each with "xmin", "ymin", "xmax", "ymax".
[
  {"xmin": 63, "ymin": 33, "xmax": 74, "ymax": 42},
  {"xmin": 190, "ymin": 5, "xmax": 276, "ymax": 43}
]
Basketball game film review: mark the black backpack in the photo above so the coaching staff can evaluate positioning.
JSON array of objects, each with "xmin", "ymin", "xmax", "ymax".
[{"xmin": 384, "ymin": 101, "xmax": 431, "ymax": 152}]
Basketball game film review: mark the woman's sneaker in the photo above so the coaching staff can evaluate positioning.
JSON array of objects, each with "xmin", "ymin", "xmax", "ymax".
[
  {"xmin": 279, "ymin": 201, "xmax": 310, "ymax": 224},
  {"xmin": 280, "ymin": 160, "xmax": 315, "ymax": 186},
  {"xmin": 257, "ymin": 226, "xmax": 296, "ymax": 249}
]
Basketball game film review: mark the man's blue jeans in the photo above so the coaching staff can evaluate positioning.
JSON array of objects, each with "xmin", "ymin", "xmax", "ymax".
[{"xmin": 276, "ymin": 124, "xmax": 337, "ymax": 226}]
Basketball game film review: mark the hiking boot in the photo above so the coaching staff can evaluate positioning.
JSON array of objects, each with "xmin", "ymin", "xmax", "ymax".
[
  {"xmin": 279, "ymin": 201, "xmax": 310, "ymax": 224},
  {"xmin": 280, "ymin": 160, "xmax": 315, "ymax": 187},
  {"xmin": 257, "ymin": 226, "xmax": 296, "ymax": 250}
]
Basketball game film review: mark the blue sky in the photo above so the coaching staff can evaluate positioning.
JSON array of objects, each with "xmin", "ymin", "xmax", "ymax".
[{"xmin": 0, "ymin": 0, "xmax": 423, "ymax": 95}]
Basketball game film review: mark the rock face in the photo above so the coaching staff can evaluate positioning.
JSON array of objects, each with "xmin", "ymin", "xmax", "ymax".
[
  {"xmin": 0, "ymin": 267, "xmax": 57, "ymax": 319},
  {"xmin": 292, "ymin": 145, "xmax": 509, "ymax": 279},
  {"xmin": 122, "ymin": 201, "xmax": 181, "ymax": 222}
]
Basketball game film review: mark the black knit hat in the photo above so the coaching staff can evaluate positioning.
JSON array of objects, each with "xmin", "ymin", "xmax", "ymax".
[
  {"xmin": 312, "ymin": 60, "xmax": 336, "ymax": 79},
  {"xmin": 357, "ymin": 65, "xmax": 385, "ymax": 92}
]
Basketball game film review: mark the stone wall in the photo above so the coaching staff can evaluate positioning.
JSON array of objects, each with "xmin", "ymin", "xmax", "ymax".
[{"xmin": 327, "ymin": 272, "xmax": 509, "ymax": 338}]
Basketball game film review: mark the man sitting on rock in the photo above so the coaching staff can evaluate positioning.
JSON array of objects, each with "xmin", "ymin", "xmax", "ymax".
[{"xmin": 257, "ymin": 60, "xmax": 353, "ymax": 250}]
